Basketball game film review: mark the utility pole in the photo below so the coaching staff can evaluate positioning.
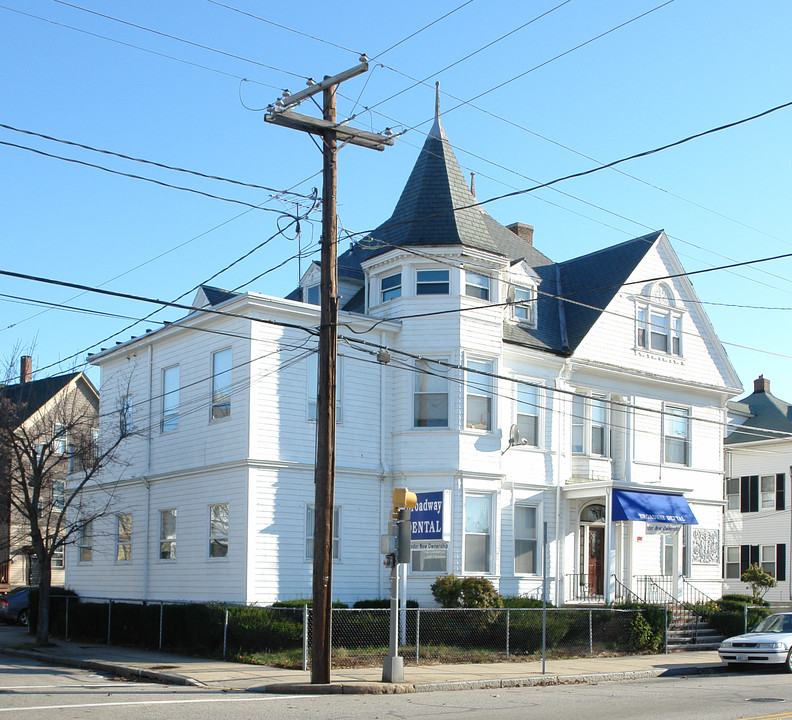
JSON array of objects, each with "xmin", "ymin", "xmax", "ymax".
[{"xmin": 265, "ymin": 58, "xmax": 393, "ymax": 684}]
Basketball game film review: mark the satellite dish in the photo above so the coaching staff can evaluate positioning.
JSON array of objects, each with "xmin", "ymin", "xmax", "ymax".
[{"xmin": 509, "ymin": 424, "xmax": 521, "ymax": 446}]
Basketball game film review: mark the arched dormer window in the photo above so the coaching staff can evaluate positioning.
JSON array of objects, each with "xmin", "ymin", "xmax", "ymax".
[{"xmin": 635, "ymin": 283, "xmax": 684, "ymax": 357}]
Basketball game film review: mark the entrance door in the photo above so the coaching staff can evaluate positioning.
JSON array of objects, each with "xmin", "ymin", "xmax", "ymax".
[{"xmin": 587, "ymin": 527, "xmax": 604, "ymax": 596}]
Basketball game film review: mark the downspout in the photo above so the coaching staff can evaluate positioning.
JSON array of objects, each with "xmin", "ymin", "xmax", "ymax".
[
  {"xmin": 379, "ymin": 331, "xmax": 390, "ymax": 599},
  {"xmin": 554, "ymin": 359, "xmax": 571, "ymax": 607},
  {"xmin": 142, "ymin": 343, "xmax": 154, "ymax": 601}
]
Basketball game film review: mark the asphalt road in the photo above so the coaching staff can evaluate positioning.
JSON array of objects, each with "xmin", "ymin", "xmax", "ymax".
[{"xmin": 4, "ymin": 651, "xmax": 792, "ymax": 720}]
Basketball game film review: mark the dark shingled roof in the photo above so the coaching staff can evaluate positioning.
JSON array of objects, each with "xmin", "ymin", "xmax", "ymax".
[
  {"xmin": 558, "ymin": 232, "xmax": 659, "ymax": 352},
  {"xmin": 200, "ymin": 286, "xmax": 239, "ymax": 306},
  {"xmin": 726, "ymin": 384, "xmax": 792, "ymax": 444},
  {"xmin": 0, "ymin": 372, "xmax": 79, "ymax": 425}
]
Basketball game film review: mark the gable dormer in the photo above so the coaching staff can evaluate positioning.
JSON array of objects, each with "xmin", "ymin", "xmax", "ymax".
[{"xmin": 505, "ymin": 260, "xmax": 541, "ymax": 328}]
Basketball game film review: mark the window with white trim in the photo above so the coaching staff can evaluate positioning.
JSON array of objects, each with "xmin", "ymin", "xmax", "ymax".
[
  {"xmin": 116, "ymin": 513, "xmax": 132, "ymax": 562},
  {"xmin": 52, "ymin": 480, "xmax": 64, "ymax": 511},
  {"xmin": 663, "ymin": 405, "xmax": 690, "ymax": 466},
  {"xmin": 464, "ymin": 493, "xmax": 492, "ymax": 574},
  {"xmin": 662, "ymin": 533, "xmax": 674, "ymax": 576},
  {"xmin": 725, "ymin": 546, "xmax": 740, "ymax": 579},
  {"xmin": 761, "ymin": 475, "xmax": 776, "ymax": 509},
  {"xmin": 305, "ymin": 505, "xmax": 340, "ymax": 561},
  {"xmin": 465, "ymin": 359, "xmax": 494, "ymax": 431},
  {"xmin": 381, "ymin": 272, "xmax": 402, "ymax": 302},
  {"xmin": 413, "ymin": 359, "xmax": 449, "ymax": 428},
  {"xmin": 726, "ymin": 478, "xmax": 740, "ymax": 510},
  {"xmin": 512, "ymin": 286, "xmax": 535, "ymax": 324},
  {"xmin": 79, "ymin": 520, "xmax": 93, "ymax": 563},
  {"xmin": 209, "ymin": 503, "xmax": 229, "ymax": 558},
  {"xmin": 514, "ymin": 505, "xmax": 538, "ymax": 574},
  {"xmin": 53, "ymin": 424, "xmax": 67, "ymax": 454},
  {"xmin": 52, "ymin": 546, "xmax": 64, "ymax": 569},
  {"xmin": 159, "ymin": 509, "xmax": 177, "ymax": 560},
  {"xmin": 516, "ymin": 384, "xmax": 539, "ymax": 446},
  {"xmin": 416, "ymin": 269, "xmax": 449, "ymax": 295},
  {"xmin": 211, "ymin": 349, "xmax": 232, "ymax": 420},
  {"xmin": 464, "ymin": 271, "xmax": 490, "ymax": 300},
  {"xmin": 635, "ymin": 283, "xmax": 683, "ymax": 356},
  {"xmin": 162, "ymin": 365, "xmax": 180, "ymax": 432},
  {"xmin": 761, "ymin": 544, "xmax": 776, "ymax": 576},
  {"xmin": 571, "ymin": 392, "xmax": 609, "ymax": 457}
]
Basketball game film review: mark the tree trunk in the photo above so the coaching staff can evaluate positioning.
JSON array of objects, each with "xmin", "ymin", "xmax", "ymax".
[{"xmin": 35, "ymin": 550, "xmax": 51, "ymax": 645}]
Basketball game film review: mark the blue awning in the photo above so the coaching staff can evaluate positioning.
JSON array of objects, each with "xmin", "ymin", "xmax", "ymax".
[{"xmin": 611, "ymin": 489, "xmax": 697, "ymax": 524}]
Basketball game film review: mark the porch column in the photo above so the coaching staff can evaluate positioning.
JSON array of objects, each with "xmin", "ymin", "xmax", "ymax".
[{"xmin": 604, "ymin": 487, "xmax": 615, "ymax": 603}]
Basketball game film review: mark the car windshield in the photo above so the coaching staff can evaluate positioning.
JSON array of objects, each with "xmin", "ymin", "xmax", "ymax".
[{"xmin": 752, "ymin": 615, "xmax": 792, "ymax": 633}]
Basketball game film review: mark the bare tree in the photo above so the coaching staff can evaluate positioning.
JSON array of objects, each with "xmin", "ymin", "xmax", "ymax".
[{"xmin": 0, "ymin": 354, "xmax": 133, "ymax": 644}]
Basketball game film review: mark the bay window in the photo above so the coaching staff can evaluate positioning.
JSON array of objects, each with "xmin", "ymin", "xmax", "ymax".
[
  {"xmin": 464, "ymin": 493, "xmax": 492, "ymax": 574},
  {"xmin": 414, "ymin": 359, "xmax": 448, "ymax": 428},
  {"xmin": 466, "ymin": 359, "xmax": 494, "ymax": 431},
  {"xmin": 516, "ymin": 384, "xmax": 539, "ymax": 446}
]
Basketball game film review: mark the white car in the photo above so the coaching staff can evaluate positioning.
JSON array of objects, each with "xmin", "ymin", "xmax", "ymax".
[{"xmin": 719, "ymin": 613, "xmax": 792, "ymax": 671}]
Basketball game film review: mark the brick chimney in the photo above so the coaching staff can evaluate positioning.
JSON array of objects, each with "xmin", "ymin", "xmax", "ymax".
[
  {"xmin": 506, "ymin": 222, "xmax": 534, "ymax": 246},
  {"xmin": 754, "ymin": 375, "xmax": 770, "ymax": 394},
  {"xmin": 20, "ymin": 355, "xmax": 32, "ymax": 384}
]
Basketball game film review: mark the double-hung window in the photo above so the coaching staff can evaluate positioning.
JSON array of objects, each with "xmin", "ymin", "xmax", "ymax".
[
  {"xmin": 635, "ymin": 285, "xmax": 683, "ymax": 357},
  {"xmin": 516, "ymin": 384, "xmax": 539, "ymax": 446},
  {"xmin": 305, "ymin": 505, "xmax": 340, "ymax": 561},
  {"xmin": 160, "ymin": 509, "xmax": 177, "ymax": 560},
  {"xmin": 416, "ymin": 269, "xmax": 449, "ymax": 295},
  {"xmin": 209, "ymin": 503, "xmax": 229, "ymax": 558},
  {"xmin": 663, "ymin": 405, "xmax": 690, "ymax": 465},
  {"xmin": 572, "ymin": 393, "xmax": 609, "ymax": 456},
  {"xmin": 211, "ymin": 349, "xmax": 232, "ymax": 420},
  {"xmin": 413, "ymin": 359, "xmax": 448, "ymax": 428},
  {"xmin": 514, "ymin": 505, "xmax": 538, "ymax": 574},
  {"xmin": 79, "ymin": 520, "xmax": 93, "ymax": 563},
  {"xmin": 381, "ymin": 272, "xmax": 402, "ymax": 302},
  {"xmin": 726, "ymin": 478, "xmax": 740, "ymax": 510},
  {"xmin": 512, "ymin": 286, "xmax": 534, "ymax": 324},
  {"xmin": 464, "ymin": 494, "xmax": 492, "ymax": 574},
  {"xmin": 53, "ymin": 424, "xmax": 67, "ymax": 455},
  {"xmin": 724, "ymin": 546, "xmax": 740, "ymax": 579},
  {"xmin": 465, "ymin": 359, "xmax": 494, "ymax": 431},
  {"xmin": 116, "ymin": 513, "xmax": 132, "ymax": 562},
  {"xmin": 464, "ymin": 271, "xmax": 490, "ymax": 300},
  {"xmin": 762, "ymin": 545, "xmax": 777, "ymax": 576},
  {"xmin": 305, "ymin": 284, "xmax": 320, "ymax": 305},
  {"xmin": 162, "ymin": 365, "xmax": 180, "ymax": 432}
]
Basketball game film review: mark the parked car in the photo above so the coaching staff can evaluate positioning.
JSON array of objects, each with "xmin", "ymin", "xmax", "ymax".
[
  {"xmin": 719, "ymin": 613, "xmax": 792, "ymax": 671},
  {"xmin": 0, "ymin": 587, "xmax": 31, "ymax": 626}
]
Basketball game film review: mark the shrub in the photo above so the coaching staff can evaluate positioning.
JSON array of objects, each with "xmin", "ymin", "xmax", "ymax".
[
  {"xmin": 431, "ymin": 575, "xmax": 463, "ymax": 608},
  {"xmin": 352, "ymin": 598, "xmax": 419, "ymax": 609},
  {"xmin": 271, "ymin": 599, "xmax": 348, "ymax": 609},
  {"xmin": 460, "ymin": 577, "xmax": 503, "ymax": 609},
  {"xmin": 629, "ymin": 612, "xmax": 662, "ymax": 652},
  {"xmin": 741, "ymin": 564, "xmax": 777, "ymax": 602},
  {"xmin": 502, "ymin": 596, "xmax": 551, "ymax": 609}
]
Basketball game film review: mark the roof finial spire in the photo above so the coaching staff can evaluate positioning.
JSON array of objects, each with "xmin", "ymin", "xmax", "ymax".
[{"xmin": 429, "ymin": 82, "xmax": 444, "ymax": 138}]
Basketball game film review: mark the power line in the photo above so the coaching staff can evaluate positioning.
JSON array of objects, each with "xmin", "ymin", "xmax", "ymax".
[
  {"xmin": 0, "ymin": 122, "xmax": 320, "ymax": 201},
  {"xmin": 49, "ymin": 0, "xmax": 310, "ymax": 80},
  {"xmin": 342, "ymin": 98, "xmax": 792, "ymax": 242},
  {"xmin": 0, "ymin": 139, "xmax": 319, "ymax": 213},
  {"xmin": 0, "ymin": 4, "xmax": 281, "ymax": 90},
  {"xmin": 372, "ymin": 0, "xmax": 479, "ymax": 60}
]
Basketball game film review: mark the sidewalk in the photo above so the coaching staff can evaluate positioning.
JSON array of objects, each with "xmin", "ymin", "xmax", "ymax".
[{"xmin": 0, "ymin": 625, "xmax": 726, "ymax": 695}]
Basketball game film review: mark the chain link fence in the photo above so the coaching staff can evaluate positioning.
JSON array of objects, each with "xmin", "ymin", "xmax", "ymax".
[{"xmin": 43, "ymin": 596, "xmax": 651, "ymax": 670}]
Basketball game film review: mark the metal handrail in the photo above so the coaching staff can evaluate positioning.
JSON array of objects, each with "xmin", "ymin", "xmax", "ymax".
[
  {"xmin": 613, "ymin": 575, "xmax": 645, "ymax": 604},
  {"xmin": 680, "ymin": 577, "xmax": 716, "ymax": 606}
]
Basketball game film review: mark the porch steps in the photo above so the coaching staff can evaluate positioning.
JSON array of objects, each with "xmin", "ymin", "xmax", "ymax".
[{"xmin": 667, "ymin": 616, "xmax": 725, "ymax": 651}]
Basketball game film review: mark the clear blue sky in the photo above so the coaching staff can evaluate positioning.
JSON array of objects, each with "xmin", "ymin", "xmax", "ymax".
[{"xmin": 1, "ymin": 0, "xmax": 791, "ymax": 403}]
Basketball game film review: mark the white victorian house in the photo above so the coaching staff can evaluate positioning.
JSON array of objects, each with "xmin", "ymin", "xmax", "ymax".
[{"xmin": 67, "ymin": 104, "xmax": 742, "ymax": 607}]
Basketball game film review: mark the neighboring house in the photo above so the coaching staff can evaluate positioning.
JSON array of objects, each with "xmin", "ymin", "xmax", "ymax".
[
  {"xmin": 724, "ymin": 376, "xmax": 792, "ymax": 602},
  {"xmin": 67, "ymin": 102, "xmax": 742, "ymax": 607},
  {"xmin": 0, "ymin": 356, "xmax": 99, "ymax": 591}
]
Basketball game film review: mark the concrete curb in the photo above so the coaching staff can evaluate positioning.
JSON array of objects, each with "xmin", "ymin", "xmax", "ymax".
[
  {"xmin": 2, "ymin": 648, "xmax": 207, "ymax": 688},
  {"xmin": 261, "ymin": 665, "xmax": 726, "ymax": 695}
]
